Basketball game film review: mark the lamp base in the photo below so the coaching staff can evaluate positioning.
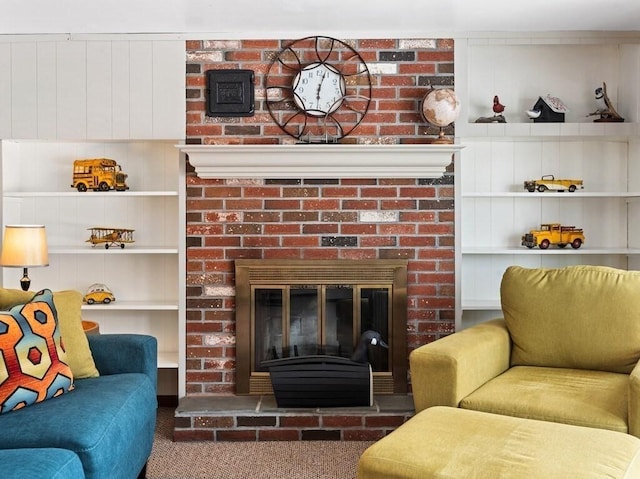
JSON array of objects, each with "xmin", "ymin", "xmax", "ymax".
[{"xmin": 20, "ymin": 268, "xmax": 31, "ymax": 291}]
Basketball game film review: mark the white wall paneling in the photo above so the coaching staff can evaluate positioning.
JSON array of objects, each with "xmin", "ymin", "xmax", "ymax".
[{"xmin": 0, "ymin": 37, "xmax": 185, "ymax": 140}]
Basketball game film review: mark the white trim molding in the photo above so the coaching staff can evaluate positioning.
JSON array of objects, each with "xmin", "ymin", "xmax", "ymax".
[{"xmin": 176, "ymin": 144, "xmax": 464, "ymax": 179}]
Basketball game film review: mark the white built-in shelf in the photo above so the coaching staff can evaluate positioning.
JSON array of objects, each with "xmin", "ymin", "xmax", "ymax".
[
  {"xmin": 455, "ymin": 34, "xmax": 640, "ymax": 331},
  {"xmin": 2, "ymin": 138, "xmax": 185, "ymax": 398}
]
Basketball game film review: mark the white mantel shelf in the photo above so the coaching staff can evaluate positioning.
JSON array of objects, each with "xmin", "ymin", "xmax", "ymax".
[{"xmin": 176, "ymin": 144, "xmax": 464, "ymax": 179}]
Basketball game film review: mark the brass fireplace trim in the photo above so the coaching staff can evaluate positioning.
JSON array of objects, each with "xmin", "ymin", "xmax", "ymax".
[{"xmin": 235, "ymin": 259, "xmax": 408, "ymax": 395}]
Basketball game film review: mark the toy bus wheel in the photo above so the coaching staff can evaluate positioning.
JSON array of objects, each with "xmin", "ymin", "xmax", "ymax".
[
  {"xmin": 87, "ymin": 298, "xmax": 95, "ymax": 304},
  {"xmin": 105, "ymin": 244, "xmax": 109, "ymax": 249},
  {"xmin": 120, "ymin": 244, "xmax": 125, "ymax": 249},
  {"xmin": 571, "ymin": 239, "xmax": 582, "ymax": 249},
  {"xmin": 557, "ymin": 243, "xmax": 567, "ymax": 248},
  {"xmin": 569, "ymin": 185, "xmax": 577, "ymax": 192},
  {"xmin": 537, "ymin": 185, "xmax": 548, "ymax": 192},
  {"xmin": 77, "ymin": 183, "xmax": 87, "ymax": 192},
  {"xmin": 102, "ymin": 298, "xmax": 111, "ymax": 304},
  {"xmin": 98, "ymin": 182, "xmax": 110, "ymax": 191},
  {"xmin": 539, "ymin": 239, "xmax": 550, "ymax": 249}
]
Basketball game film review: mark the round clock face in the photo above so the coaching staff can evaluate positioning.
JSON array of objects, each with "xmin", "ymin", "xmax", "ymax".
[
  {"xmin": 265, "ymin": 36, "xmax": 372, "ymax": 143},
  {"xmin": 292, "ymin": 63, "xmax": 346, "ymax": 117}
]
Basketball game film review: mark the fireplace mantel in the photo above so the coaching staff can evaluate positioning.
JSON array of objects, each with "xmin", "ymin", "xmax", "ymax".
[{"xmin": 176, "ymin": 144, "xmax": 464, "ymax": 179}]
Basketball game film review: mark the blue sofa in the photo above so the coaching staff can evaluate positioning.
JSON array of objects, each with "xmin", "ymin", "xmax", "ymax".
[{"xmin": 0, "ymin": 334, "xmax": 158, "ymax": 479}]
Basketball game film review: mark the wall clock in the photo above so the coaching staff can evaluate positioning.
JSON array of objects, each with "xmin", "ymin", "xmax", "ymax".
[{"xmin": 265, "ymin": 36, "xmax": 372, "ymax": 143}]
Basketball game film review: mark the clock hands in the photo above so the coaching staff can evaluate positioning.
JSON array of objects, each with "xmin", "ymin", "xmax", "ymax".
[{"xmin": 316, "ymin": 71, "xmax": 327, "ymax": 109}]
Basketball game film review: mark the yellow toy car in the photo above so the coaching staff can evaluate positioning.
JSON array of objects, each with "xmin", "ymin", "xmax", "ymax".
[
  {"xmin": 83, "ymin": 283, "xmax": 116, "ymax": 304},
  {"xmin": 524, "ymin": 175, "xmax": 583, "ymax": 193}
]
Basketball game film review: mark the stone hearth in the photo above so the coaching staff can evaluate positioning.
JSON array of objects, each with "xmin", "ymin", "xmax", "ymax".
[{"xmin": 174, "ymin": 394, "xmax": 414, "ymax": 441}]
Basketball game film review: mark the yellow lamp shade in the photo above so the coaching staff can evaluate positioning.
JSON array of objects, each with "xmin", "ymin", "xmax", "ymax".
[{"xmin": 1, "ymin": 225, "xmax": 49, "ymax": 267}]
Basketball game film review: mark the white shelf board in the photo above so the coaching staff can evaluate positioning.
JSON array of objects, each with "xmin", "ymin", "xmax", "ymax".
[
  {"xmin": 463, "ymin": 192, "xmax": 640, "ymax": 198},
  {"xmin": 158, "ymin": 351, "xmax": 179, "ymax": 369},
  {"xmin": 4, "ymin": 191, "xmax": 178, "ymax": 197},
  {"xmin": 459, "ymin": 122, "xmax": 640, "ymax": 139},
  {"xmin": 81, "ymin": 301, "xmax": 178, "ymax": 311},
  {"xmin": 50, "ymin": 245, "xmax": 178, "ymax": 254},
  {"xmin": 462, "ymin": 299, "xmax": 501, "ymax": 310},
  {"xmin": 462, "ymin": 247, "xmax": 640, "ymax": 255}
]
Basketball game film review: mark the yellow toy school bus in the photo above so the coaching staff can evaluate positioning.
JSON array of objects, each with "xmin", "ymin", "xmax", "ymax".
[{"xmin": 71, "ymin": 158, "xmax": 129, "ymax": 192}]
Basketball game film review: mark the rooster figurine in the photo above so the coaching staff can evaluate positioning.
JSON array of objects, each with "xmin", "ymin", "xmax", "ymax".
[
  {"xmin": 475, "ymin": 95, "xmax": 507, "ymax": 123},
  {"xmin": 493, "ymin": 95, "xmax": 506, "ymax": 116}
]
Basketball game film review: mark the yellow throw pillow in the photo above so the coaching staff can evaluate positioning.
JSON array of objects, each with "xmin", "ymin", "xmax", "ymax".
[{"xmin": 0, "ymin": 288, "xmax": 99, "ymax": 379}]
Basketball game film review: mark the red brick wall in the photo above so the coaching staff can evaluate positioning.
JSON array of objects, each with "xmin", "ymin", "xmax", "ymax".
[{"xmin": 184, "ymin": 38, "xmax": 455, "ymax": 395}]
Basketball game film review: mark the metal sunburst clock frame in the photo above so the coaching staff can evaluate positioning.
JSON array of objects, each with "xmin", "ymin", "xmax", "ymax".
[{"xmin": 265, "ymin": 36, "xmax": 372, "ymax": 144}]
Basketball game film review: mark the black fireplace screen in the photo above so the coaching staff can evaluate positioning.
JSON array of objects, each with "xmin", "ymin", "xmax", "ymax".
[{"xmin": 253, "ymin": 285, "xmax": 390, "ymax": 373}]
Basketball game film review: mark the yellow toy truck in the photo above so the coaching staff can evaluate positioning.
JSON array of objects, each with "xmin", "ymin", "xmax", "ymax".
[
  {"xmin": 524, "ymin": 175, "xmax": 583, "ymax": 193},
  {"xmin": 521, "ymin": 223, "xmax": 585, "ymax": 249},
  {"xmin": 71, "ymin": 158, "xmax": 129, "ymax": 192}
]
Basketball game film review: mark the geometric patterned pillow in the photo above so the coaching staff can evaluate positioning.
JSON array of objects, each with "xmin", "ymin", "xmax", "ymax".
[
  {"xmin": 0, "ymin": 289, "xmax": 74, "ymax": 414},
  {"xmin": 0, "ymin": 288, "xmax": 99, "ymax": 379}
]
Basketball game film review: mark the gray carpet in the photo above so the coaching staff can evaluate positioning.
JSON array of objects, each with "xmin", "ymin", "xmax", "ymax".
[{"xmin": 147, "ymin": 407, "xmax": 374, "ymax": 479}]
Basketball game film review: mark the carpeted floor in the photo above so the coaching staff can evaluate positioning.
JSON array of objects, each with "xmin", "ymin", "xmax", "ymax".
[{"xmin": 147, "ymin": 407, "xmax": 374, "ymax": 479}]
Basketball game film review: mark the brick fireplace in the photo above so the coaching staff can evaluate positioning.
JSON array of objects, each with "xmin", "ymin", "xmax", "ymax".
[{"xmin": 177, "ymin": 36, "xmax": 456, "ymax": 440}]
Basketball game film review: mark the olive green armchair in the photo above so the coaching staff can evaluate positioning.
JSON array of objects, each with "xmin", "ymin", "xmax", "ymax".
[{"xmin": 410, "ymin": 265, "xmax": 640, "ymax": 437}]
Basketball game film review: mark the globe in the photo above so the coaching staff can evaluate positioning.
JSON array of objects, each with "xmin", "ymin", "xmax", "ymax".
[{"xmin": 421, "ymin": 88, "xmax": 460, "ymax": 143}]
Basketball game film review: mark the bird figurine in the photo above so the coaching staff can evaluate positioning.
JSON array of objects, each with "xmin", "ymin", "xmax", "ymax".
[
  {"xmin": 350, "ymin": 330, "xmax": 389, "ymax": 363},
  {"xmin": 594, "ymin": 86, "xmax": 607, "ymax": 111},
  {"xmin": 492, "ymin": 95, "xmax": 506, "ymax": 116},
  {"xmin": 475, "ymin": 95, "xmax": 507, "ymax": 123},
  {"xmin": 525, "ymin": 109, "xmax": 542, "ymax": 120},
  {"xmin": 587, "ymin": 82, "xmax": 624, "ymax": 122}
]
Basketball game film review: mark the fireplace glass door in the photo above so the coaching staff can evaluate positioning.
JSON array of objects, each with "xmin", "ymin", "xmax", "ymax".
[{"xmin": 253, "ymin": 285, "xmax": 390, "ymax": 374}]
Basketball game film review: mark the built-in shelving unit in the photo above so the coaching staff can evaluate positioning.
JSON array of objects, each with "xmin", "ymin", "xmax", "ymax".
[
  {"xmin": 454, "ymin": 33, "xmax": 640, "ymax": 330},
  {"xmin": 0, "ymin": 140, "xmax": 185, "ymax": 376}
]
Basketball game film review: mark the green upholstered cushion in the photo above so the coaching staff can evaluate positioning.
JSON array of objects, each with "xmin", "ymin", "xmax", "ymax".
[
  {"xmin": 0, "ymin": 289, "xmax": 74, "ymax": 414},
  {"xmin": 501, "ymin": 265, "xmax": 640, "ymax": 373},
  {"xmin": 357, "ymin": 406, "xmax": 640, "ymax": 479},
  {"xmin": 0, "ymin": 288, "xmax": 99, "ymax": 379},
  {"xmin": 460, "ymin": 365, "xmax": 628, "ymax": 433}
]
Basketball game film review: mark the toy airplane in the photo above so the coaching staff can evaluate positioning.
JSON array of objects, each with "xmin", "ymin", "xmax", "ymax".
[{"xmin": 86, "ymin": 227, "xmax": 135, "ymax": 249}]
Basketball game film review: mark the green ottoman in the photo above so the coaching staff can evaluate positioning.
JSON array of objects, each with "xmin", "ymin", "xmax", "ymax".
[{"xmin": 358, "ymin": 407, "xmax": 640, "ymax": 479}]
